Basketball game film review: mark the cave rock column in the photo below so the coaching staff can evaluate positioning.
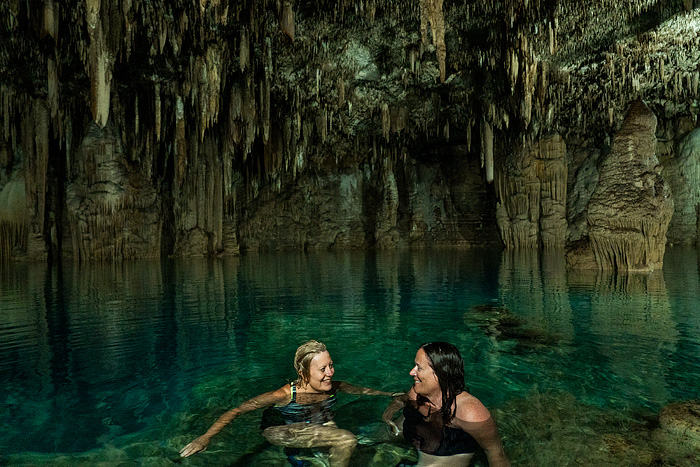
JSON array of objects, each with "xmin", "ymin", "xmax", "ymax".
[
  {"xmin": 65, "ymin": 122, "xmax": 161, "ymax": 261},
  {"xmin": 665, "ymin": 128, "xmax": 700, "ymax": 246},
  {"xmin": 495, "ymin": 132, "xmax": 567, "ymax": 249},
  {"xmin": 586, "ymin": 100, "xmax": 674, "ymax": 271}
]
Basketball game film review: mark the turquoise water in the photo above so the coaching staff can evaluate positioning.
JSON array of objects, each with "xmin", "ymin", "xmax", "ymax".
[{"xmin": 1, "ymin": 248, "xmax": 699, "ymax": 466}]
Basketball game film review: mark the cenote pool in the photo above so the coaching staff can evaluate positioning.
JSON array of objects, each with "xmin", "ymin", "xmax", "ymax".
[{"xmin": 1, "ymin": 247, "xmax": 699, "ymax": 466}]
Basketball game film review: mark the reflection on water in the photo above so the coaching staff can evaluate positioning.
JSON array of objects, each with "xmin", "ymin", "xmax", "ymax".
[{"xmin": 1, "ymin": 248, "xmax": 699, "ymax": 466}]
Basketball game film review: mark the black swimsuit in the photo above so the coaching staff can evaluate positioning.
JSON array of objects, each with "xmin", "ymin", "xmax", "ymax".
[
  {"xmin": 402, "ymin": 399, "xmax": 478, "ymax": 456},
  {"xmin": 260, "ymin": 382, "xmax": 337, "ymax": 430}
]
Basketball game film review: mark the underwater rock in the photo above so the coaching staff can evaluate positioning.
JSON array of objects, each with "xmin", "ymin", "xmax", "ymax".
[
  {"xmin": 468, "ymin": 304, "xmax": 560, "ymax": 349},
  {"xmin": 658, "ymin": 400, "xmax": 700, "ymax": 448}
]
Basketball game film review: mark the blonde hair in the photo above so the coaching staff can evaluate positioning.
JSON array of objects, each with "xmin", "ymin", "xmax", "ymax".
[{"xmin": 294, "ymin": 340, "xmax": 327, "ymax": 385}]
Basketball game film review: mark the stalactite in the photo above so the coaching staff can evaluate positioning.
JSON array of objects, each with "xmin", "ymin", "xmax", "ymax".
[
  {"xmin": 195, "ymin": 43, "xmax": 224, "ymax": 141},
  {"xmin": 280, "ymin": 0, "xmax": 294, "ymax": 42},
  {"xmin": 381, "ymin": 103, "xmax": 390, "ymax": 141},
  {"xmin": 262, "ymin": 37, "xmax": 271, "ymax": 143},
  {"xmin": 85, "ymin": 0, "xmax": 113, "ymax": 129},
  {"xmin": 337, "ymin": 77, "xmax": 345, "ymax": 109},
  {"xmin": 175, "ymin": 95, "xmax": 187, "ymax": 188},
  {"xmin": 317, "ymin": 107, "xmax": 328, "ymax": 144},
  {"xmin": 134, "ymin": 95, "xmax": 139, "ymax": 136},
  {"xmin": 2, "ymin": 86, "xmax": 11, "ymax": 142},
  {"xmin": 508, "ymin": 48, "xmax": 518, "ymax": 93},
  {"xmin": 466, "ymin": 118, "xmax": 473, "ymax": 152},
  {"xmin": 47, "ymin": 58, "xmax": 59, "ymax": 119},
  {"xmin": 419, "ymin": 0, "xmax": 446, "ymax": 83},
  {"xmin": 42, "ymin": 0, "xmax": 58, "ymax": 40},
  {"xmin": 239, "ymin": 27, "xmax": 249, "ymax": 72},
  {"xmin": 155, "ymin": 82, "xmax": 161, "ymax": 141},
  {"xmin": 89, "ymin": 47, "xmax": 112, "ymax": 128},
  {"xmin": 481, "ymin": 120, "xmax": 494, "ymax": 183},
  {"xmin": 229, "ymin": 82, "xmax": 242, "ymax": 145},
  {"xmin": 548, "ymin": 20, "xmax": 555, "ymax": 55},
  {"xmin": 242, "ymin": 81, "xmax": 256, "ymax": 156}
]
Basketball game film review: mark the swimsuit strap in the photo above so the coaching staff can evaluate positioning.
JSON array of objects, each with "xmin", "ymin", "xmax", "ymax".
[{"xmin": 290, "ymin": 381, "xmax": 297, "ymax": 402}]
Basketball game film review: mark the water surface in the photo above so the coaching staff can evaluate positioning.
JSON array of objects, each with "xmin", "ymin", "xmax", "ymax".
[{"xmin": 1, "ymin": 248, "xmax": 699, "ymax": 466}]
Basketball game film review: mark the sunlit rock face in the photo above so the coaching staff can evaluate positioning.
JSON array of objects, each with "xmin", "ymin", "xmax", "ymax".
[
  {"xmin": 0, "ymin": 1, "xmax": 698, "ymax": 260},
  {"xmin": 585, "ymin": 100, "xmax": 674, "ymax": 271}
]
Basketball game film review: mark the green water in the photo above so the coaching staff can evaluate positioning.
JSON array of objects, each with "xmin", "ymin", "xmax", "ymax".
[{"xmin": 1, "ymin": 248, "xmax": 699, "ymax": 466}]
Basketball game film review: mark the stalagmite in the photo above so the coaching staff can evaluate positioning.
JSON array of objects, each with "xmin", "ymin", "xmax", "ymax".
[{"xmin": 586, "ymin": 101, "xmax": 673, "ymax": 271}]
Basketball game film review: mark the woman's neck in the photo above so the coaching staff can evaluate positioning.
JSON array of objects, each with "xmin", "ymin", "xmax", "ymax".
[{"xmin": 420, "ymin": 391, "xmax": 443, "ymax": 409}]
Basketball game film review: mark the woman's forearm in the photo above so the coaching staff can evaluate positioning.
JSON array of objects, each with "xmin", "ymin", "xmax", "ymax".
[
  {"xmin": 203, "ymin": 408, "xmax": 241, "ymax": 437},
  {"xmin": 485, "ymin": 447, "xmax": 511, "ymax": 467}
]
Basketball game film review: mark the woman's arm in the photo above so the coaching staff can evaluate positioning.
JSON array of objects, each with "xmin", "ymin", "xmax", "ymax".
[
  {"xmin": 453, "ymin": 395, "xmax": 510, "ymax": 467},
  {"xmin": 334, "ymin": 380, "xmax": 397, "ymax": 396},
  {"xmin": 179, "ymin": 385, "xmax": 289, "ymax": 457},
  {"xmin": 381, "ymin": 387, "xmax": 414, "ymax": 435}
]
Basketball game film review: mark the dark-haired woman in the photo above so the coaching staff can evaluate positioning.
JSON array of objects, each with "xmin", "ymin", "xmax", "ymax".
[{"xmin": 383, "ymin": 342, "xmax": 510, "ymax": 467}]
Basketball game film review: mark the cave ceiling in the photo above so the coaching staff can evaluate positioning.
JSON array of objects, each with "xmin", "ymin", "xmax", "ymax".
[{"xmin": 0, "ymin": 0, "xmax": 698, "ymax": 182}]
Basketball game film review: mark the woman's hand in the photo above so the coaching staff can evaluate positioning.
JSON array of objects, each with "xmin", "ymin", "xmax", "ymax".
[
  {"xmin": 385, "ymin": 419, "xmax": 401, "ymax": 436},
  {"xmin": 179, "ymin": 435, "xmax": 210, "ymax": 457}
]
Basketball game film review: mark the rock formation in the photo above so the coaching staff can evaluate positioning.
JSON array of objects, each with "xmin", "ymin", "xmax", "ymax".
[
  {"xmin": 0, "ymin": 1, "xmax": 698, "ymax": 261},
  {"xmin": 584, "ymin": 100, "xmax": 674, "ymax": 271},
  {"xmin": 664, "ymin": 128, "xmax": 700, "ymax": 246},
  {"xmin": 496, "ymin": 132, "xmax": 567, "ymax": 249}
]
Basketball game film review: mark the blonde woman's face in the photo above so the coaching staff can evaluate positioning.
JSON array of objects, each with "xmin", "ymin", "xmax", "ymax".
[{"xmin": 304, "ymin": 351, "xmax": 334, "ymax": 392}]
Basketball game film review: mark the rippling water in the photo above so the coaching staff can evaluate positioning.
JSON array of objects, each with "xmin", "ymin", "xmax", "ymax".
[{"xmin": 1, "ymin": 248, "xmax": 699, "ymax": 466}]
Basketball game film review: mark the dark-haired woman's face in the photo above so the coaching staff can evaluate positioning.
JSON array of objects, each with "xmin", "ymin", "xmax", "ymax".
[{"xmin": 410, "ymin": 349, "xmax": 439, "ymax": 397}]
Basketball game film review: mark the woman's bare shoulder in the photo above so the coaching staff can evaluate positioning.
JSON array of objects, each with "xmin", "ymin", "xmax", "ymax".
[{"xmin": 455, "ymin": 392, "xmax": 491, "ymax": 423}]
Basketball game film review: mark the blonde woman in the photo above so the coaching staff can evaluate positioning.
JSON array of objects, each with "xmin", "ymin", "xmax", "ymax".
[{"xmin": 180, "ymin": 340, "xmax": 398, "ymax": 466}]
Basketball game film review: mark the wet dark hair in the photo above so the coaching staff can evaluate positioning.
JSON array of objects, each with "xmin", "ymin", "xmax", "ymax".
[{"xmin": 420, "ymin": 341, "xmax": 467, "ymax": 425}]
